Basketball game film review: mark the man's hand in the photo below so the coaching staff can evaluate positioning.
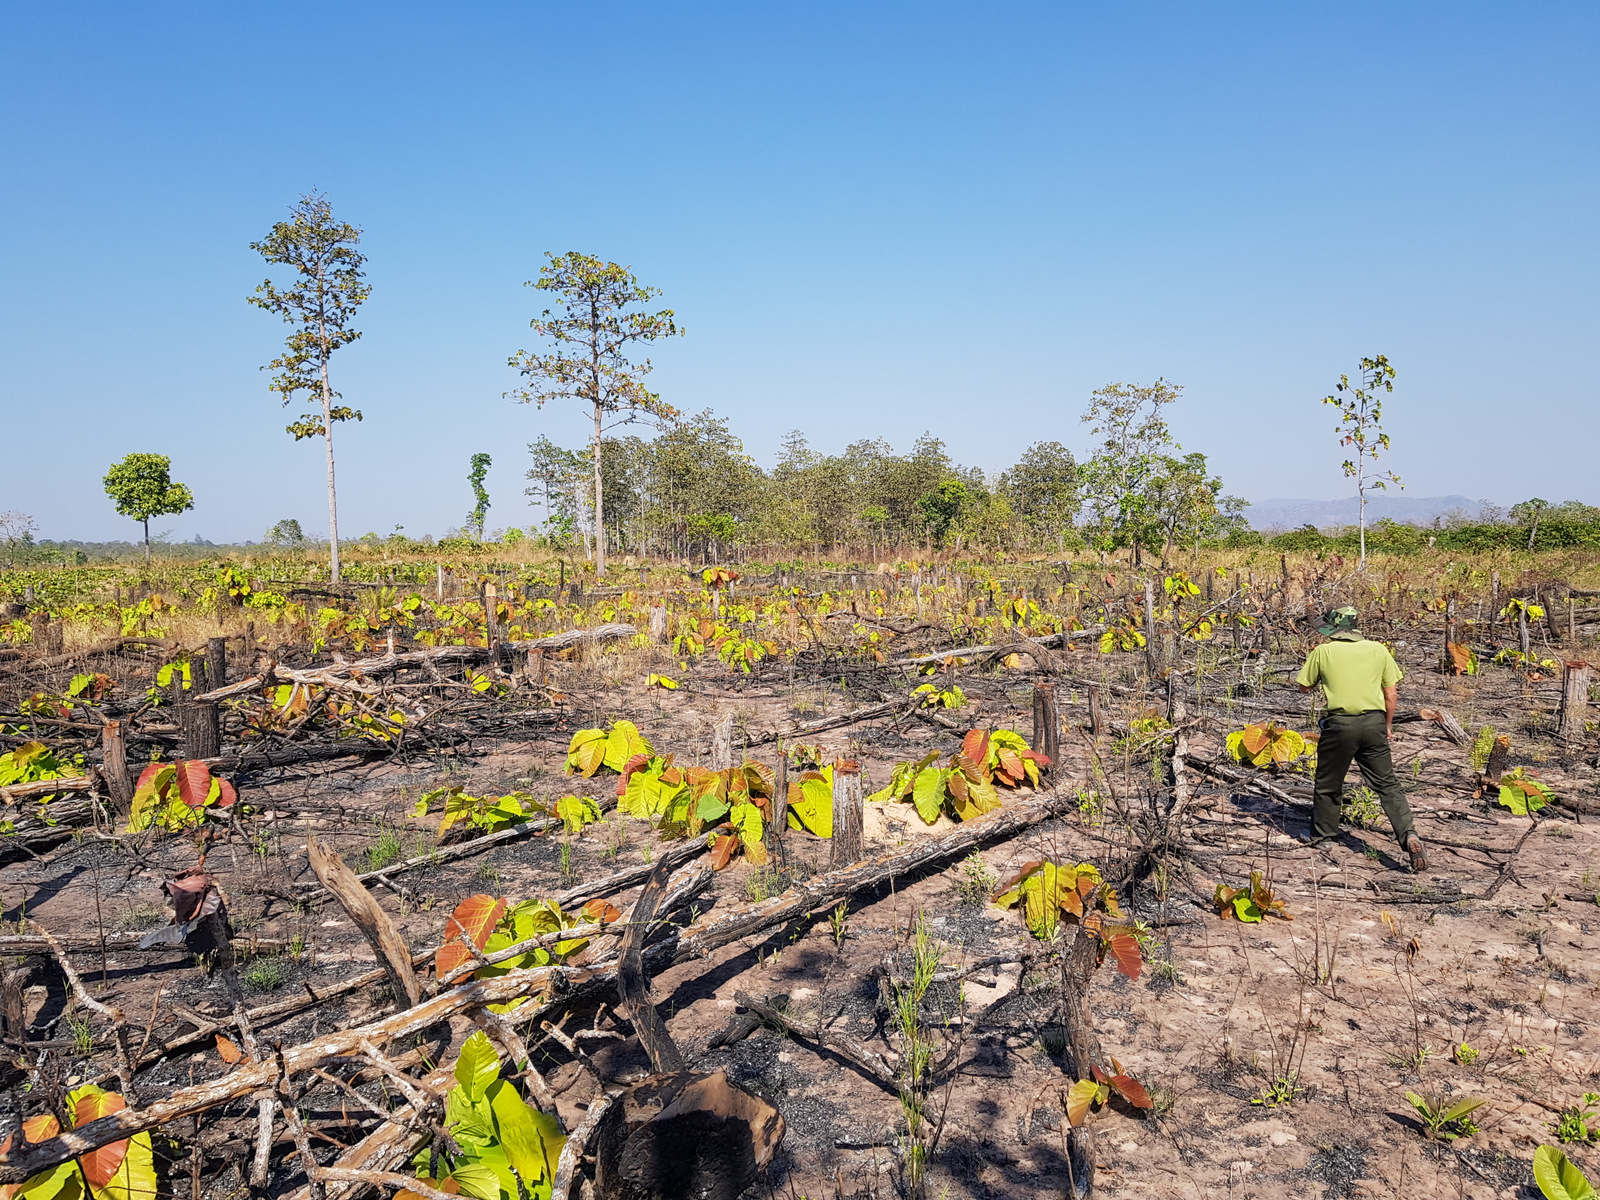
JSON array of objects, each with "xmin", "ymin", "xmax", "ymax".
[{"xmin": 1383, "ymin": 684, "xmax": 1398, "ymax": 737}]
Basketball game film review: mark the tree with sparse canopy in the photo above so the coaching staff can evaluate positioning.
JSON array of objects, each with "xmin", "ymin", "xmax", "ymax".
[
  {"xmin": 103, "ymin": 453, "xmax": 194, "ymax": 561},
  {"xmin": 248, "ymin": 192, "xmax": 370, "ymax": 583},
  {"xmin": 466, "ymin": 453, "xmax": 492, "ymax": 540},
  {"xmin": 1322, "ymin": 354, "xmax": 1401, "ymax": 567},
  {"xmin": 1078, "ymin": 379, "xmax": 1182, "ymax": 565},
  {"xmin": 507, "ymin": 252, "xmax": 682, "ymax": 576}
]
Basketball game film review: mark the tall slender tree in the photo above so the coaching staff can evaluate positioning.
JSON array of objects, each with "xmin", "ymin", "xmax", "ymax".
[
  {"xmin": 466, "ymin": 453, "xmax": 492, "ymax": 540},
  {"xmin": 507, "ymin": 252, "xmax": 681, "ymax": 576},
  {"xmin": 1322, "ymin": 355, "xmax": 1400, "ymax": 567},
  {"xmin": 248, "ymin": 192, "xmax": 370, "ymax": 582},
  {"xmin": 103, "ymin": 453, "xmax": 194, "ymax": 562}
]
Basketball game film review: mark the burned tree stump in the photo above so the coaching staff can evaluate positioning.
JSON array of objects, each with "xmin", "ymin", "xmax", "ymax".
[
  {"xmin": 831, "ymin": 761, "xmax": 863, "ymax": 865},
  {"xmin": 101, "ymin": 719, "xmax": 133, "ymax": 812},
  {"xmin": 207, "ymin": 636, "xmax": 227, "ymax": 688},
  {"xmin": 1032, "ymin": 683, "xmax": 1059, "ymax": 771},
  {"xmin": 710, "ymin": 712, "xmax": 735, "ymax": 771},
  {"xmin": 179, "ymin": 701, "xmax": 220, "ymax": 760},
  {"xmin": 1558, "ymin": 661, "xmax": 1592, "ymax": 742}
]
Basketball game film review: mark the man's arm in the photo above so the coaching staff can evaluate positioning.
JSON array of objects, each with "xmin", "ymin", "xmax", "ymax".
[{"xmin": 1383, "ymin": 684, "xmax": 1398, "ymax": 737}]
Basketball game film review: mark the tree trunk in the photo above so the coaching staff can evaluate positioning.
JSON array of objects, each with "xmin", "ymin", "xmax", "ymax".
[
  {"xmin": 710, "ymin": 712, "xmax": 735, "ymax": 771},
  {"xmin": 179, "ymin": 702, "xmax": 221, "ymax": 760},
  {"xmin": 592, "ymin": 399, "xmax": 606, "ymax": 577},
  {"xmin": 1031, "ymin": 683, "xmax": 1058, "ymax": 771},
  {"xmin": 207, "ymin": 637, "xmax": 227, "ymax": 689},
  {"xmin": 101, "ymin": 720, "xmax": 133, "ymax": 813},
  {"xmin": 321, "ymin": 363, "xmax": 342, "ymax": 584},
  {"xmin": 1558, "ymin": 661, "xmax": 1592, "ymax": 742},
  {"xmin": 830, "ymin": 763, "xmax": 863, "ymax": 866}
]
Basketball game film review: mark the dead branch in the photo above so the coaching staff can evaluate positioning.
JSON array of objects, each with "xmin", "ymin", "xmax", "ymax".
[{"xmin": 306, "ymin": 833, "xmax": 421, "ymax": 1009}]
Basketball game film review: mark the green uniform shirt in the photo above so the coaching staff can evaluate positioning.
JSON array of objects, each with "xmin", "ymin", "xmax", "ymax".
[{"xmin": 1297, "ymin": 634, "xmax": 1402, "ymax": 714}]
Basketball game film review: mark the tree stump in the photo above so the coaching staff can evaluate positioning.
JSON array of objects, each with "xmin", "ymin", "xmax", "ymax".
[
  {"xmin": 207, "ymin": 637, "xmax": 227, "ymax": 690},
  {"xmin": 710, "ymin": 712, "xmax": 735, "ymax": 771},
  {"xmin": 179, "ymin": 702, "xmax": 220, "ymax": 760},
  {"xmin": 830, "ymin": 762, "xmax": 863, "ymax": 866},
  {"xmin": 1558, "ymin": 661, "xmax": 1592, "ymax": 742},
  {"xmin": 767, "ymin": 754, "xmax": 789, "ymax": 870},
  {"xmin": 1087, "ymin": 683, "xmax": 1103, "ymax": 737},
  {"xmin": 1031, "ymin": 684, "xmax": 1059, "ymax": 771},
  {"xmin": 649, "ymin": 605, "xmax": 668, "ymax": 645},
  {"xmin": 101, "ymin": 720, "xmax": 133, "ymax": 813}
]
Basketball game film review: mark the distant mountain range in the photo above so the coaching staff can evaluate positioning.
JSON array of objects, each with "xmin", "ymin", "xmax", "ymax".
[{"xmin": 1242, "ymin": 495, "xmax": 1483, "ymax": 532}]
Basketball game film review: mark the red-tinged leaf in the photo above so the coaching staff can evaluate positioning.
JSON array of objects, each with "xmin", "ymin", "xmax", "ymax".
[
  {"xmin": 438, "ymin": 895, "xmax": 506, "ymax": 977},
  {"xmin": 1059, "ymin": 888, "xmax": 1083, "ymax": 918},
  {"xmin": 1109, "ymin": 1073, "xmax": 1152, "ymax": 1109},
  {"xmin": 1106, "ymin": 932, "xmax": 1142, "ymax": 980},
  {"xmin": 709, "ymin": 834, "xmax": 737, "ymax": 870},
  {"xmin": 615, "ymin": 753, "xmax": 652, "ymax": 796},
  {"xmin": 73, "ymin": 1089, "xmax": 130, "ymax": 1187},
  {"xmin": 216, "ymin": 1034, "xmax": 243, "ymax": 1064},
  {"xmin": 134, "ymin": 763, "xmax": 167, "ymax": 791},
  {"xmin": 214, "ymin": 778, "xmax": 237, "ymax": 808},
  {"xmin": 175, "ymin": 760, "xmax": 214, "ymax": 808},
  {"xmin": 994, "ymin": 860, "xmax": 1044, "ymax": 894},
  {"xmin": 1090, "ymin": 1064, "xmax": 1109, "ymax": 1084},
  {"xmin": 997, "ymin": 747, "xmax": 1025, "ymax": 781},
  {"xmin": 435, "ymin": 942, "xmax": 472, "ymax": 979},
  {"xmin": 581, "ymin": 898, "xmax": 622, "ymax": 925},
  {"xmin": 21, "ymin": 1114, "xmax": 59, "ymax": 1143},
  {"xmin": 1022, "ymin": 748, "xmax": 1052, "ymax": 768},
  {"xmin": 1064, "ymin": 1078, "xmax": 1099, "ymax": 1127},
  {"xmin": 961, "ymin": 729, "xmax": 990, "ymax": 767}
]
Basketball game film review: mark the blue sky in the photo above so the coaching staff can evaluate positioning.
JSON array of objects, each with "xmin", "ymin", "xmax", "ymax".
[{"xmin": 2, "ymin": 2, "xmax": 1595, "ymax": 543}]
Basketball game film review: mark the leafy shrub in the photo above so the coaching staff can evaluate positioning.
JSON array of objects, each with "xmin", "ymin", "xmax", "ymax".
[
  {"xmin": 406, "ymin": 1030, "xmax": 566, "ymax": 1198},
  {"xmin": 1214, "ymin": 870, "xmax": 1291, "ymax": 922},
  {"xmin": 128, "ymin": 760, "xmax": 238, "ymax": 832},
  {"xmin": 1226, "ymin": 723, "xmax": 1314, "ymax": 770},
  {"xmin": 992, "ymin": 859, "xmax": 1141, "ymax": 979},
  {"xmin": 565, "ymin": 720, "xmax": 651, "ymax": 777}
]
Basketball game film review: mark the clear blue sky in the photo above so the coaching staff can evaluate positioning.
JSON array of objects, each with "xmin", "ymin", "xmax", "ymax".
[{"xmin": 3, "ymin": 2, "xmax": 1595, "ymax": 543}]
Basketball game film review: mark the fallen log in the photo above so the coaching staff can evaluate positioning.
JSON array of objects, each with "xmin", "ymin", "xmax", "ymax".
[
  {"xmin": 745, "ymin": 699, "xmax": 908, "ymax": 747},
  {"xmin": 891, "ymin": 626, "xmax": 1103, "ymax": 667},
  {"xmin": 0, "ymin": 775, "xmax": 92, "ymax": 804},
  {"xmin": 523, "ymin": 623, "xmax": 637, "ymax": 651}
]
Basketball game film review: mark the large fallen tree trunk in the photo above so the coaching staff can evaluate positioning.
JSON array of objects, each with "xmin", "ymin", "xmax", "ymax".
[{"xmin": 0, "ymin": 786, "xmax": 1074, "ymax": 1183}]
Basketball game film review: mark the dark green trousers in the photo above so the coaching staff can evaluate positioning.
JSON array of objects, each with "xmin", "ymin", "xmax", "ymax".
[{"xmin": 1312, "ymin": 711, "xmax": 1415, "ymax": 846}]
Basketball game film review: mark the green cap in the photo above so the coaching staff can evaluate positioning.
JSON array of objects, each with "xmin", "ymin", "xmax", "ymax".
[{"xmin": 1318, "ymin": 605, "xmax": 1361, "ymax": 636}]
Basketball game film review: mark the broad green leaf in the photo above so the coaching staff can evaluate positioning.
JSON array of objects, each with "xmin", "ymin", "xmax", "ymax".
[
  {"xmin": 1064, "ymin": 1078, "xmax": 1099, "ymax": 1127},
  {"xmin": 444, "ymin": 1159, "xmax": 511, "ymax": 1200},
  {"xmin": 454, "ymin": 1031, "xmax": 501, "ymax": 1102},
  {"xmin": 911, "ymin": 766, "xmax": 947, "ymax": 824},
  {"xmin": 1534, "ymin": 1145, "xmax": 1597, "ymax": 1200},
  {"xmin": 786, "ymin": 770, "xmax": 834, "ymax": 838},
  {"xmin": 555, "ymin": 795, "xmax": 599, "ymax": 833},
  {"xmin": 4, "ymin": 1161, "xmax": 82, "ymax": 1200}
]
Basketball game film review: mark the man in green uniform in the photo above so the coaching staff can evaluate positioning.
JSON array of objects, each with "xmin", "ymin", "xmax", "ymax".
[{"xmin": 1297, "ymin": 606, "xmax": 1427, "ymax": 872}]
